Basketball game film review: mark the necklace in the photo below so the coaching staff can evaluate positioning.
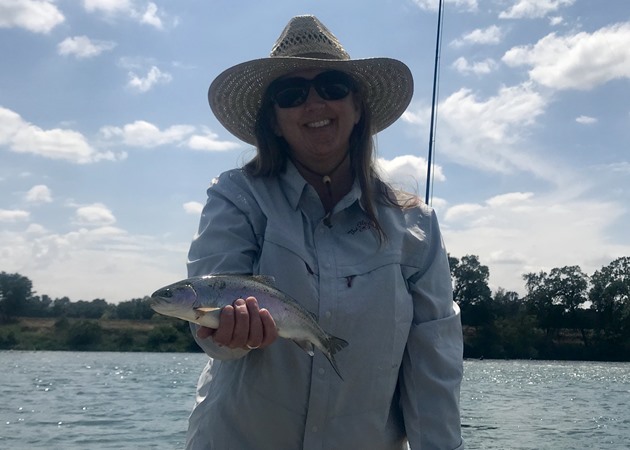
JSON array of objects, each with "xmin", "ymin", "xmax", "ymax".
[
  {"xmin": 292, "ymin": 152, "xmax": 349, "ymax": 191},
  {"xmin": 291, "ymin": 152, "xmax": 350, "ymax": 226}
]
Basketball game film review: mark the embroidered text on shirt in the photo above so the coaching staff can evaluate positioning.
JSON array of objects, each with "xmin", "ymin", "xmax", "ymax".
[{"xmin": 347, "ymin": 219, "xmax": 374, "ymax": 235}]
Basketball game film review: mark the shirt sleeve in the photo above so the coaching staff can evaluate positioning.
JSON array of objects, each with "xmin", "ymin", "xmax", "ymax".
[
  {"xmin": 400, "ymin": 208, "xmax": 465, "ymax": 450},
  {"xmin": 186, "ymin": 172, "xmax": 261, "ymax": 360}
]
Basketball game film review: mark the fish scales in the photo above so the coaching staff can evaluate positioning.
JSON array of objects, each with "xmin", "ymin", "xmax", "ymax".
[{"xmin": 150, "ymin": 274, "xmax": 349, "ymax": 379}]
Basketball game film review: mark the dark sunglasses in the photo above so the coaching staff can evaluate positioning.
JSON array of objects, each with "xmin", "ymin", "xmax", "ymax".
[{"xmin": 268, "ymin": 70, "xmax": 356, "ymax": 108}]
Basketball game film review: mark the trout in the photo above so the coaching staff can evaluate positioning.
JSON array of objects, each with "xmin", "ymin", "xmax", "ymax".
[{"xmin": 150, "ymin": 274, "xmax": 348, "ymax": 379}]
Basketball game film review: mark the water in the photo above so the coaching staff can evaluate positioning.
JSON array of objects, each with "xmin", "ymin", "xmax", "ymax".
[{"xmin": 0, "ymin": 352, "xmax": 628, "ymax": 449}]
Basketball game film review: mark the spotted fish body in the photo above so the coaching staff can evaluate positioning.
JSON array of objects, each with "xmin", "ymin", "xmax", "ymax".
[{"xmin": 150, "ymin": 274, "xmax": 348, "ymax": 379}]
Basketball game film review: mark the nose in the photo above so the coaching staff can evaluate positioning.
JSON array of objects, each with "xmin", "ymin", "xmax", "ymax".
[{"xmin": 303, "ymin": 86, "xmax": 326, "ymax": 107}]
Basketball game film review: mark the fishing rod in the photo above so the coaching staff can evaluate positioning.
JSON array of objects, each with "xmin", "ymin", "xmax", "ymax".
[{"xmin": 425, "ymin": 0, "xmax": 444, "ymax": 206}]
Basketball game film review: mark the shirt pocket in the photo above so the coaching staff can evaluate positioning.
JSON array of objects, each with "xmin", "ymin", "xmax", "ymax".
[{"xmin": 329, "ymin": 261, "xmax": 413, "ymax": 417}]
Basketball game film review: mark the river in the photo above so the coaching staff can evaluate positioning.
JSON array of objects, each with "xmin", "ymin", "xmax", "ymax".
[{"xmin": 0, "ymin": 352, "xmax": 628, "ymax": 449}]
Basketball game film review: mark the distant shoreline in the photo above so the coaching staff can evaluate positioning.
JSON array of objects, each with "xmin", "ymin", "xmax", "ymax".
[{"xmin": 1, "ymin": 316, "xmax": 628, "ymax": 362}]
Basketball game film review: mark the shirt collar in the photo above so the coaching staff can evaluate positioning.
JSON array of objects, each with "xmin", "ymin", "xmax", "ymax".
[
  {"xmin": 280, "ymin": 160, "xmax": 310, "ymax": 211},
  {"xmin": 279, "ymin": 160, "xmax": 366, "ymax": 213}
]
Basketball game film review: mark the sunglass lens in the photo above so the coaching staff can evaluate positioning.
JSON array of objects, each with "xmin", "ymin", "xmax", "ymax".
[
  {"xmin": 273, "ymin": 86, "xmax": 308, "ymax": 108},
  {"xmin": 270, "ymin": 71, "xmax": 355, "ymax": 108},
  {"xmin": 270, "ymin": 78, "xmax": 309, "ymax": 108},
  {"xmin": 315, "ymin": 71, "xmax": 353, "ymax": 101},
  {"xmin": 317, "ymin": 82, "xmax": 350, "ymax": 101}
]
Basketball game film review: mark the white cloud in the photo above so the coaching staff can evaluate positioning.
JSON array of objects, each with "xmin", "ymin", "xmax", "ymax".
[
  {"xmin": 140, "ymin": 2, "xmax": 162, "ymax": 29},
  {"xmin": 183, "ymin": 201, "xmax": 203, "ymax": 215},
  {"xmin": 26, "ymin": 185, "xmax": 52, "ymax": 203},
  {"xmin": 187, "ymin": 129, "xmax": 241, "ymax": 152},
  {"xmin": 0, "ymin": 209, "xmax": 30, "ymax": 222},
  {"xmin": 452, "ymin": 57, "xmax": 498, "ymax": 75},
  {"xmin": 0, "ymin": 224, "xmax": 188, "ymax": 302},
  {"xmin": 485, "ymin": 192, "xmax": 534, "ymax": 208},
  {"xmin": 26, "ymin": 223, "xmax": 47, "ymax": 234},
  {"xmin": 499, "ymin": 0, "xmax": 575, "ymax": 19},
  {"xmin": 127, "ymin": 66, "xmax": 172, "ymax": 92},
  {"xmin": 441, "ymin": 189, "xmax": 630, "ymax": 294},
  {"xmin": 503, "ymin": 23, "xmax": 630, "ymax": 90},
  {"xmin": 576, "ymin": 115, "xmax": 597, "ymax": 125},
  {"xmin": 0, "ymin": 106, "xmax": 123, "ymax": 164},
  {"xmin": 100, "ymin": 120, "xmax": 195, "ymax": 147},
  {"xmin": 451, "ymin": 25, "xmax": 502, "ymax": 47},
  {"xmin": 606, "ymin": 162, "xmax": 630, "ymax": 174},
  {"xmin": 0, "ymin": 0, "xmax": 64, "ymax": 33},
  {"xmin": 404, "ymin": 83, "xmax": 554, "ymax": 179},
  {"xmin": 83, "ymin": 0, "xmax": 132, "ymax": 14},
  {"xmin": 83, "ymin": 0, "xmax": 166, "ymax": 29},
  {"xmin": 74, "ymin": 203, "xmax": 116, "ymax": 227},
  {"xmin": 376, "ymin": 154, "xmax": 445, "ymax": 195},
  {"xmin": 57, "ymin": 36, "xmax": 116, "ymax": 59},
  {"xmin": 444, "ymin": 203, "xmax": 484, "ymax": 222}
]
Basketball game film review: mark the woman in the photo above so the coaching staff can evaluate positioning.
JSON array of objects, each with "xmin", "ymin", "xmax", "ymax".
[{"xmin": 186, "ymin": 15, "xmax": 464, "ymax": 450}]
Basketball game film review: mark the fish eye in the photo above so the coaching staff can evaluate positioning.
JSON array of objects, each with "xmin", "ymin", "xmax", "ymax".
[{"xmin": 157, "ymin": 288, "xmax": 172, "ymax": 298}]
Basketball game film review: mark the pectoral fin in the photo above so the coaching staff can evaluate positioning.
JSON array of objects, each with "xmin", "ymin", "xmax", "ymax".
[
  {"xmin": 193, "ymin": 307, "xmax": 221, "ymax": 328},
  {"xmin": 194, "ymin": 307, "xmax": 221, "ymax": 313}
]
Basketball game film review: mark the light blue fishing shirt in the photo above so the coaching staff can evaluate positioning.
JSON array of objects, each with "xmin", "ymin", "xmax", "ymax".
[{"xmin": 186, "ymin": 162, "xmax": 464, "ymax": 450}]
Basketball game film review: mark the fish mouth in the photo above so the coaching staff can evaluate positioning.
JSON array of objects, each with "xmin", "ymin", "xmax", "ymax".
[{"xmin": 149, "ymin": 282, "xmax": 199, "ymax": 311}]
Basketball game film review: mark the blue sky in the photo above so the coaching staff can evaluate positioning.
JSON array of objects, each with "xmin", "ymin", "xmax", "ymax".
[{"xmin": 1, "ymin": 0, "xmax": 629, "ymax": 303}]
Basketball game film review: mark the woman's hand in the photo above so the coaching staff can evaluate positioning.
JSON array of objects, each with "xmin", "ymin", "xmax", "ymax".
[{"xmin": 196, "ymin": 296, "xmax": 278, "ymax": 350}]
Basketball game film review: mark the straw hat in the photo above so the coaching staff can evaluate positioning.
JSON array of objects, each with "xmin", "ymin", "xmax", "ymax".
[{"xmin": 208, "ymin": 15, "xmax": 414, "ymax": 145}]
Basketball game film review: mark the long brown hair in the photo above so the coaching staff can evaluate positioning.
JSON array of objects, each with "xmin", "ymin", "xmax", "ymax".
[{"xmin": 245, "ymin": 81, "xmax": 413, "ymax": 241}]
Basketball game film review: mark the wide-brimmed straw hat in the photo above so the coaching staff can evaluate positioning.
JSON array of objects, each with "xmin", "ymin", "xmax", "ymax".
[{"xmin": 208, "ymin": 15, "xmax": 414, "ymax": 145}]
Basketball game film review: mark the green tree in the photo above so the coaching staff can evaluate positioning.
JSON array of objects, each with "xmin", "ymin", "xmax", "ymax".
[
  {"xmin": 547, "ymin": 266, "xmax": 589, "ymax": 314},
  {"xmin": 0, "ymin": 272, "xmax": 33, "ymax": 321},
  {"xmin": 66, "ymin": 320, "xmax": 103, "ymax": 349},
  {"xmin": 52, "ymin": 297, "xmax": 71, "ymax": 317},
  {"xmin": 67, "ymin": 299, "xmax": 110, "ymax": 319},
  {"xmin": 451, "ymin": 255, "xmax": 492, "ymax": 326},
  {"xmin": 523, "ymin": 270, "xmax": 563, "ymax": 337},
  {"xmin": 116, "ymin": 298, "xmax": 155, "ymax": 320},
  {"xmin": 589, "ymin": 256, "xmax": 630, "ymax": 342}
]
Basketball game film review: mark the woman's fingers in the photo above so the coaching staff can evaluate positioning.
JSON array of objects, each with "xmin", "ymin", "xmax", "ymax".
[
  {"xmin": 230, "ymin": 298, "xmax": 250, "ymax": 348},
  {"xmin": 245, "ymin": 297, "xmax": 263, "ymax": 349},
  {"xmin": 196, "ymin": 326, "xmax": 215, "ymax": 339},
  {"xmin": 259, "ymin": 308, "xmax": 278, "ymax": 348},
  {"xmin": 212, "ymin": 304, "xmax": 235, "ymax": 346},
  {"xmin": 203, "ymin": 296, "xmax": 278, "ymax": 350}
]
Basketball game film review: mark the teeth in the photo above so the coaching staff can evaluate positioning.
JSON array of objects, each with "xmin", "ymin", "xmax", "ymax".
[{"xmin": 306, "ymin": 119, "xmax": 331, "ymax": 128}]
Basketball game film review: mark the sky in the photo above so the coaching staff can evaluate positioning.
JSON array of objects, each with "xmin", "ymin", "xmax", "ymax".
[{"xmin": 1, "ymin": 0, "xmax": 629, "ymax": 304}]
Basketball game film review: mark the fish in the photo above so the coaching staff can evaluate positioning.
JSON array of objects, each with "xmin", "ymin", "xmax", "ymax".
[{"xmin": 149, "ymin": 274, "xmax": 349, "ymax": 379}]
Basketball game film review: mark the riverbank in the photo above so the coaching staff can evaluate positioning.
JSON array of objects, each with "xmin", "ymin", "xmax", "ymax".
[
  {"xmin": 2, "ymin": 316, "xmax": 626, "ymax": 361},
  {"xmin": 0, "ymin": 316, "xmax": 200, "ymax": 353}
]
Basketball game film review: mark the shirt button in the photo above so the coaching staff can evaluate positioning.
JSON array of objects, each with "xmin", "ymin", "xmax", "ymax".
[
  {"xmin": 312, "ymin": 426, "xmax": 319, "ymax": 432},
  {"xmin": 325, "ymin": 311, "xmax": 332, "ymax": 319},
  {"xmin": 318, "ymin": 367, "xmax": 325, "ymax": 376}
]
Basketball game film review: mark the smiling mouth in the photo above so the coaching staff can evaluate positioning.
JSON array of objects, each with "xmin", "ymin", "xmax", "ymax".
[{"xmin": 306, "ymin": 119, "xmax": 331, "ymax": 128}]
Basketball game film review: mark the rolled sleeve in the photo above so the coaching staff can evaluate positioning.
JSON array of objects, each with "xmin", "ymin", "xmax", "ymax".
[{"xmin": 400, "ymin": 209, "xmax": 464, "ymax": 449}]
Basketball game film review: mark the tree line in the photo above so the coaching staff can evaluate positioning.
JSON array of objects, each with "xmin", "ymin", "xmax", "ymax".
[
  {"xmin": 1, "ymin": 255, "xmax": 629, "ymax": 360},
  {"xmin": 450, "ymin": 255, "xmax": 629, "ymax": 360}
]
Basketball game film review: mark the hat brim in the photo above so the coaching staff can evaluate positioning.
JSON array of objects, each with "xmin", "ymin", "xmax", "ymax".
[{"xmin": 208, "ymin": 56, "xmax": 414, "ymax": 145}]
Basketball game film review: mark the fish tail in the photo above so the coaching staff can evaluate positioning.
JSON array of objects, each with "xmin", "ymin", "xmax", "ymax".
[{"xmin": 323, "ymin": 335, "xmax": 349, "ymax": 380}]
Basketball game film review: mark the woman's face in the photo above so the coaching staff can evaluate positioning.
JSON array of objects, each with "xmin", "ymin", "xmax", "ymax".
[{"xmin": 272, "ymin": 69, "xmax": 361, "ymax": 170}]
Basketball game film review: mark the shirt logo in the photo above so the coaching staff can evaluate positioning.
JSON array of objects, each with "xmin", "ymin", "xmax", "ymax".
[{"xmin": 347, "ymin": 219, "xmax": 374, "ymax": 235}]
